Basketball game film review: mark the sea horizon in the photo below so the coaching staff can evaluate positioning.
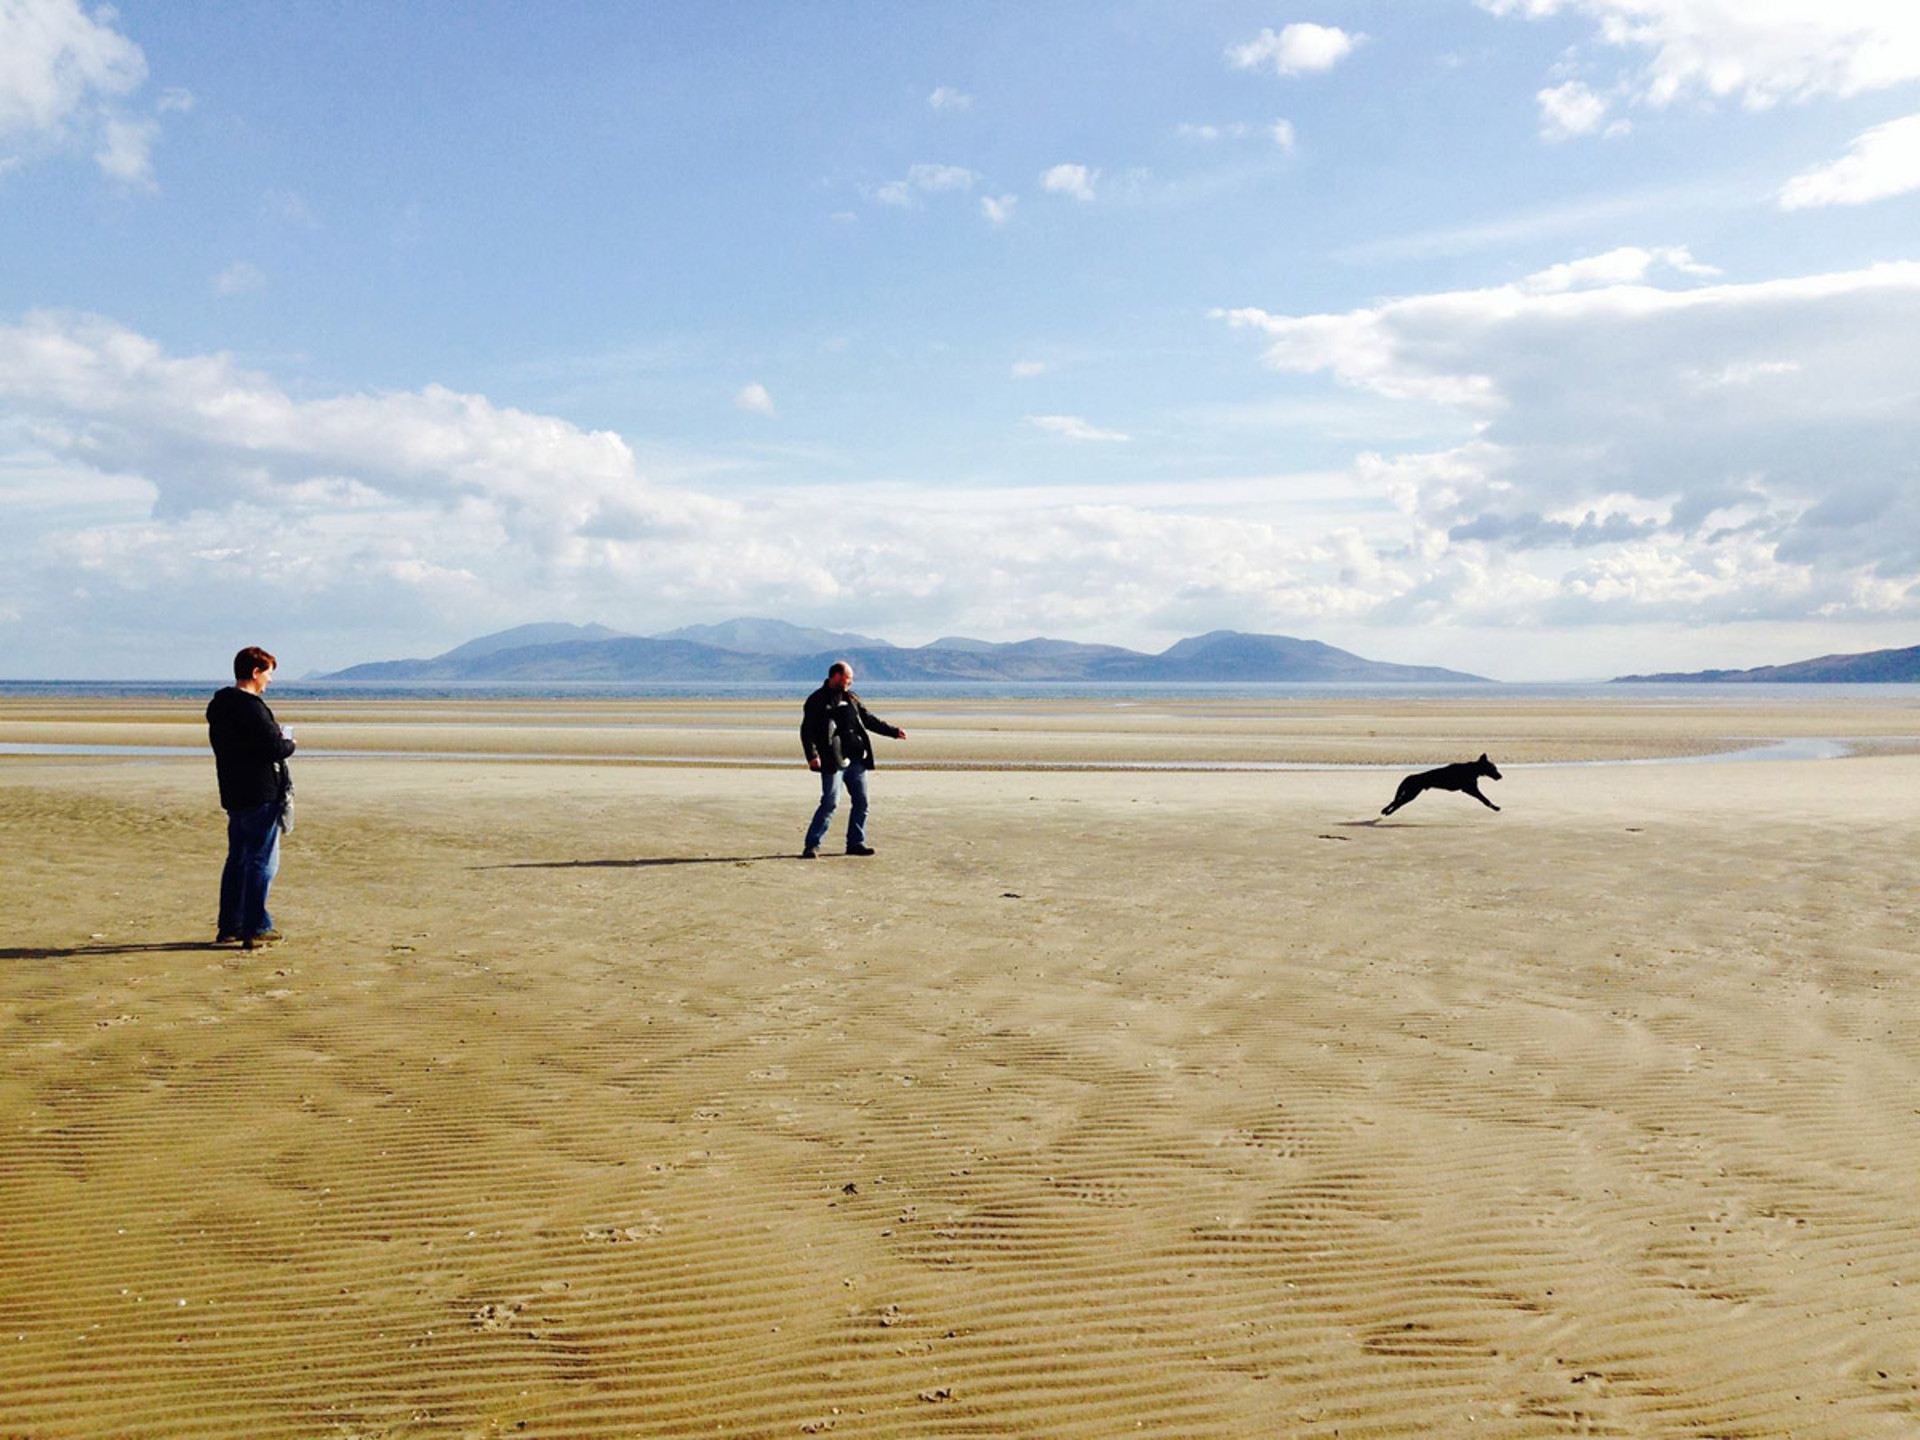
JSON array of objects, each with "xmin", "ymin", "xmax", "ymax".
[{"xmin": 4, "ymin": 677, "xmax": 1918, "ymax": 704}]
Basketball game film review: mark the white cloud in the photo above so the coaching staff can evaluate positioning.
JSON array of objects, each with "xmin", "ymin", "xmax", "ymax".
[
  {"xmin": 1010, "ymin": 360, "xmax": 1049, "ymax": 379},
  {"xmin": 0, "ymin": 0, "xmax": 167, "ymax": 183},
  {"xmin": 877, "ymin": 162, "xmax": 977, "ymax": 207},
  {"xmin": 0, "ymin": 0, "xmax": 145, "ymax": 133},
  {"xmin": 1690, "ymin": 359, "xmax": 1800, "ymax": 387},
  {"xmin": 734, "ymin": 382, "xmax": 775, "ymax": 416},
  {"xmin": 1520, "ymin": 244, "xmax": 1718, "ymax": 293},
  {"xmin": 978, "ymin": 193, "xmax": 1016, "ymax": 225},
  {"xmin": 1223, "ymin": 245, "xmax": 1725, "ymax": 403},
  {"xmin": 907, "ymin": 162, "xmax": 974, "ymax": 192},
  {"xmin": 1176, "ymin": 121, "xmax": 1248, "ymax": 142},
  {"xmin": 1479, "ymin": 0, "xmax": 1920, "ymax": 109},
  {"xmin": 1226, "ymin": 23, "xmax": 1359, "ymax": 78},
  {"xmin": 1219, "ymin": 254, "xmax": 1920, "ymax": 630},
  {"xmin": 1536, "ymin": 80, "xmax": 1622, "ymax": 140},
  {"xmin": 92, "ymin": 111, "xmax": 156, "ymax": 186},
  {"xmin": 0, "ymin": 312, "xmax": 823, "ymax": 670},
  {"xmin": 1027, "ymin": 414, "xmax": 1131, "ymax": 443},
  {"xmin": 0, "ymin": 311, "xmax": 725, "ymax": 528},
  {"xmin": 1779, "ymin": 112, "xmax": 1920, "ymax": 209},
  {"xmin": 10, "ymin": 276, "xmax": 1916, "ymax": 678},
  {"xmin": 1041, "ymin": 163, "xmax": 1097, "ymax": 201},
  {"xmin": 1217, "ymin": 302, "xmax": 1498, "ymax": 407},
  {"xmin": 0, "ymin": 310, "xmax": 1436, "ymax": 674},
  {"xmin": 1176, "ymin": 119, "xmax": 1297, "ymax": 151},
  {"xmin": 928, "ymin": 85, "xmax": 974, "ymax": 111},
  {"xmin": 213, "ymin": 261, "xmax": 267, "ymax": 296}
]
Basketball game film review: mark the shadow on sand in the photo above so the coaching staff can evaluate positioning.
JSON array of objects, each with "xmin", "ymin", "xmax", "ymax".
[
  {"xmin": 1, "ymin": 941, "xmax": 230, "ymax": 961},
  {"xmin": 481, "ymin": 854, "xmax": 798, "ymax": 871}
]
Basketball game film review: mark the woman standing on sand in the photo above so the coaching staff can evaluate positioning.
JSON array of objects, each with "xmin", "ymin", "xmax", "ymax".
[{"xmin": 206, "ymin": 645, "xmax": 297, "ymax": 949}]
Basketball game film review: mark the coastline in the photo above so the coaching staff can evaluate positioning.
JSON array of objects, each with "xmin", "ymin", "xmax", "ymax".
[{"xmin": 5, "ymin": 689, "xmax": 1920, "ymax": 768}]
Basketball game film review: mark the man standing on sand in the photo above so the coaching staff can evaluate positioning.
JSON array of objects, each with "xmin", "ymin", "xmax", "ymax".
[
  {"xmin": 207, "ymin": 646, "xmax": 297, "ymax": 949},
  {"xmin": 800, "ymin": 660, "xmax": 905, "ymax": 859}
]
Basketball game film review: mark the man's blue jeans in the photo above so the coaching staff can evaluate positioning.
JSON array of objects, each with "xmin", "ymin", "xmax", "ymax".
[
  {"xmin": 805, "ymin": 762, "xmax": 869, "ymax": 851},
  {"xmin": 219, "ymin": 800, "xmax": 282, "ymax": 938}
]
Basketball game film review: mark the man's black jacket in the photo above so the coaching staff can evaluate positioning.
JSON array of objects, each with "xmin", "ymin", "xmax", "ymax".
[
  {"xmin": 800, "ymin": 684, "xmax": 902, "ymax": 772},
  {"xmin": 206, "ymin": 686, "xmax": 296, "ymax": 811}
]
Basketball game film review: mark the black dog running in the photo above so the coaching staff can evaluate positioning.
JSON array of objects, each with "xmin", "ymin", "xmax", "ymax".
[{"xmin": 1381, "ymin": 753, "xmax": 1503, "ymax": 816}]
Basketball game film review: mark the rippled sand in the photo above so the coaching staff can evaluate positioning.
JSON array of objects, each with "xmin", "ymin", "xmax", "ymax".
[{"xmin": 4, "ymin": 694, "xmax": 1920, "ymax": 1437}]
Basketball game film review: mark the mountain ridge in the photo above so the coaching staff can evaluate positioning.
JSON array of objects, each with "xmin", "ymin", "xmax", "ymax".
[
  {"xmin": 314, "ymin": 620, "xmax": 1491, "ymax": 684},
  {"xmin": 1613, "ymin": 643, "xmax": 1920, "ymax": 683}
]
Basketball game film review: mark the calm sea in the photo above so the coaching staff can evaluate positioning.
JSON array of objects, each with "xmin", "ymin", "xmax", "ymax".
[{"xmin": 1, "ymin": 679, "xmax": 1917, "ymax": 704}]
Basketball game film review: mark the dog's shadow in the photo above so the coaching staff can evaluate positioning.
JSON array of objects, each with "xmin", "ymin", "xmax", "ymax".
[{"xmin": 480, "ymin": 854, "xmax": 796, "ymax": 871}]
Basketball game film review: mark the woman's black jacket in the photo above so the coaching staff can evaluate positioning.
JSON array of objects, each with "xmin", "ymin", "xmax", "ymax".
[{"xmin": 206, "ymin": 686, "xmax": 296, "ymax": 811}]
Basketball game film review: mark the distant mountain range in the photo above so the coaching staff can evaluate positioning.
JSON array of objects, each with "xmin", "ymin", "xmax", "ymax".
[
  {"xmin": 313, "ymin": 618, "xmax": 1491, "ymax": 684},
  {"xmin": 1614, "ymin": 643, "xmax": 1920, "ymax": 683}
]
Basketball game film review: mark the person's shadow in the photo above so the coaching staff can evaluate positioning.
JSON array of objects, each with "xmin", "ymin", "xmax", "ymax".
[
  {"xmin": 480, "ymin": 854, "xmax": 797, "ymax": 871},
  {"xmin": 0, "ymin": 941, "xmax": 230, "ymax": 960}
]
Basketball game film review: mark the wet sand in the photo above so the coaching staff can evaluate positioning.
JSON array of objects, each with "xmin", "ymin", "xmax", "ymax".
[{"xmin": 4, "ymin": 694, "xmax": 1920, "ymax": 1437}]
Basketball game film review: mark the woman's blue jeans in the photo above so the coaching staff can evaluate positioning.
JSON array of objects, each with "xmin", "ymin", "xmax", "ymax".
[
  {"xmin": 218, "ymin": 801, "xmax": 282, "ymax": 938},
  {"xmin": 805, "ymin": 763, "xmax": 869, "ymax": 851}
]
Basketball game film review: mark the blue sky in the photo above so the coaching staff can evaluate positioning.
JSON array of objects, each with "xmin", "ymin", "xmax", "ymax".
[{"xmin": 4, "ymin": 1, "xmax": 1919, "ymax": 679}]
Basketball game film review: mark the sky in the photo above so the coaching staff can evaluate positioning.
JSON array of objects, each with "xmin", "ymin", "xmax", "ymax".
[{"xmin": 3, "ymin": 1, "xmax": 1919, "ymax": 681}]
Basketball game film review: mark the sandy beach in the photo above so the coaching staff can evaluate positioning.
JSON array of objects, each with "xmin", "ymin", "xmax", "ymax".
[{"xmin": 4, "ymin": 692, "xmax": 1920, "ymax": 1438}]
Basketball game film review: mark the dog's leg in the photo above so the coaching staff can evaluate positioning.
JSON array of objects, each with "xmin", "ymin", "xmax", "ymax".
[
  {"xmin": 1382, "ymin": 780, "xmax": 1419, "ymax": 816},
  {"xmin": 1466, "ymin": 782, "xmax": 1500, "ymax": 811}
]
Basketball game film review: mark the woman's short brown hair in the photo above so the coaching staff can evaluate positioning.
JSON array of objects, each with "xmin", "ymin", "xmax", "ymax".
[{"xmin": 232, "ymin": 646, "xmax": 278, "ymax": 682}]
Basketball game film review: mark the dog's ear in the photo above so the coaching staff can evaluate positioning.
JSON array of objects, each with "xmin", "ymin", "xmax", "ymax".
[{"xmin": 1479, "ymin": 752, "xmax": 1489, "ymax": 762}]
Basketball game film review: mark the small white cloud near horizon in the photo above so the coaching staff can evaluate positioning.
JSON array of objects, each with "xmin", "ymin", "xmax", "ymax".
[
  {"xmin": 1779, "ymin": 112, "xmax": 1920, "ymax": 209},
  {"xmin": 980, "ymin": 193, "xmax": 1018, "ymax": 225},
  {"xmin": 928, "ymin": 85, "xmax": 974, "ymax": 111},
  {"xmin": 734, "ymin": 382, "xmax": 776, "ymax": 416},
  {"xmin": 1227, "ymin": 23, "xmax": 1359, "ymax": 78},
  {"xmin": 1028, "ymin": 413, "xmax": 1130, "ymax": 443},
  {"xmin": 214, "ymin": 260, "xmax": 267, "ymax": 295},
  {"xmin": 1271, "ymin": 118, "xmax": 1297, "ymax": 151},
  {"xmin": 1041, "ymin": 163, "xmax": 1097, "ymax": 201},
  {"xmin": 1011, "ymin": 359, "xmax": 1049, "ymax": 379}
]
